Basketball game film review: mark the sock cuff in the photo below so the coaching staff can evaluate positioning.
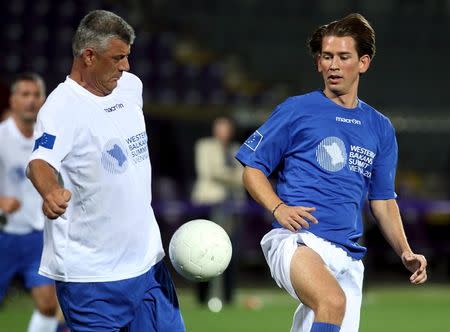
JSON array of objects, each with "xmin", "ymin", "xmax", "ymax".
[
  {"xmin": 311, "ymin": 322, "xmax": 341, "ymax": 332},
  {"xmin": 28, "ymin": 310, "xmax": 59, "ymax": 332}
]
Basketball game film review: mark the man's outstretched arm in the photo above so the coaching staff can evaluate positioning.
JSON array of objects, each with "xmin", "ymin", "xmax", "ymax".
[{"xmin": 370, "ymin": 198, "xmax": 427, "ymax": 284}]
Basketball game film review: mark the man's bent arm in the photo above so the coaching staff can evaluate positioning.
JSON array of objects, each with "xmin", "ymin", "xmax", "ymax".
[
  {"xmin": 27, "ymin": 159, "xmax": 71, "ymax": 219},
  {"xmin": 242, "ymin": 166, "xmax": 318, "ymax": 232},
  {"xmin": 27, "ymin": 159, "xmax": 61, "ymax": 198},
  {"xmin": 242, "ymin": 166, "xmax": 282, "ymax": 213}
]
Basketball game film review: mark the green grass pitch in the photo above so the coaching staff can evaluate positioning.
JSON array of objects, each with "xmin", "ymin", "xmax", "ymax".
[{"xmin": 0, "ymin": 285, "xmax": 449, "ymax": 331}]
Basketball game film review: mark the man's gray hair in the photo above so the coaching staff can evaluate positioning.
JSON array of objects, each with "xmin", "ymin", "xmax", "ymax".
[
  {"xmin": 72, "ymin": 10, "xmax": 135, "ymax": 57},
  {"xmin": 11, "ymin": 72, "xmax": 46, "ymax": 96}
]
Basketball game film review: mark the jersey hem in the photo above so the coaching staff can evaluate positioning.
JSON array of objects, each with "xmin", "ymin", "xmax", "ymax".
[
  {"xmin": 38, "ymin": 252, "xmax": 165, "ymax": 282},
  {"xmin": 271, "ymin": 222, "xmax": 366, "ymax": 260},
  {"xmin": 1, "ymin": 227, "xmax": 44, "ymax": 235},
  {"xmin": 235, "ymin": 153, "xmax": 271, "ymax": 177},
  {"xmin": 367, "ymin": 194, "xmax": 397, "ymax": 200}
]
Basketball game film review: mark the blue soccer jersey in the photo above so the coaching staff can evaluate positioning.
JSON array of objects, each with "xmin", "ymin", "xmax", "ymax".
[{"xmin": 236, "ymin": 90, "xmax": 398, "ymax": 259}]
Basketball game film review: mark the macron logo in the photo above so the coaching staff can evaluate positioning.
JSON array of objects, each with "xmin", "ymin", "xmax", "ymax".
[
  {"xmin": 104, "ymin": 103, "xmax": 124, "ymax": 113},
  {"xmin": 336, "ymin": 116, "xmax": 362, "ymax": 125}
]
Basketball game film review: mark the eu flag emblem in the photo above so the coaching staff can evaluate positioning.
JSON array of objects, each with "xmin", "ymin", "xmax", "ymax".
[
  {"xmin": 33, "ymin": 133, "xmax": 56, "ymax": 151},
  {"xmin": 244, "ymin": 130, "xmax": 263, "ymax": 151}
]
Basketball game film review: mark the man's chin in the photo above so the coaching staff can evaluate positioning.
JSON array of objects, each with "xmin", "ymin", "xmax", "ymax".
[
  {"xmin": 105, "ymin": 82, "xmax": 118, "ymax": 94},
  {"xmin": 328, "ymin": 86, "xmax": 345, "ymax": 96},
  {"xmin": 22, "ymin": 116, "xmax": 37, "ymax": 124}
]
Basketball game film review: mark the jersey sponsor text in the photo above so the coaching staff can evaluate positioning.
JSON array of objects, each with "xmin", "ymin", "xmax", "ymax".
[{"xmin": 336, "ymin": 116, "xmax": 362, "ymax": 125}]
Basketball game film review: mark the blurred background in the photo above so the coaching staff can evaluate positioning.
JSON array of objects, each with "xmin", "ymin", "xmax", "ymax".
[{"xmin": 0, "ymin": 0, "xmax": 449, "ymax": 331}]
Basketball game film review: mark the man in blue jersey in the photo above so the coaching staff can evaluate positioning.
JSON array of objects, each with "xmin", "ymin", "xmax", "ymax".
[{"xmin": 236, "ymin": 13, "xmax": 427, "ymax": 332}]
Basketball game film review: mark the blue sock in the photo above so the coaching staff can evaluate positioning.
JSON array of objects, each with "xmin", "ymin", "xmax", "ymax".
[
  {"xmin": 56, "ymin": 322, "xmax": 71, "ymax": 332},
  {"xmin": 310, "ymin": 322, "xmax": 340, "ymax": 332}
]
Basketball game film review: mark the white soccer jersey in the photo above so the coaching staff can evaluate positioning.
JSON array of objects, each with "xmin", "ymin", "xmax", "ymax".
[
  {"xmin": 29, "ymin": 72, "xmax": 165, "ymax": 282},
  {"xmin": 0, "ymin": 117, "xmax": 44, "ymax": 234}
]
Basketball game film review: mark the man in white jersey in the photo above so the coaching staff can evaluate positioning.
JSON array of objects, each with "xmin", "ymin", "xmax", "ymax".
[
  {"xmin": 236, "ymin": 14, "xmax": 427, "ymax": 332},
  {"xmin": 0, "ymin": 73, "xmax": 61, "ymax": 332},
  {"xmin": 27, "ymin": 10, "xmax": 185, "ymax": 332}
]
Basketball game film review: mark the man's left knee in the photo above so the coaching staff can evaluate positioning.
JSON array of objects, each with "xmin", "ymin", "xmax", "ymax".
[
  {"xmin": 37, "ymin": 300, "xmax": 57, "ymax": 316},
  {"xmin": 32, "ymin": 285, "xmax": 58, "ymax": 317}
]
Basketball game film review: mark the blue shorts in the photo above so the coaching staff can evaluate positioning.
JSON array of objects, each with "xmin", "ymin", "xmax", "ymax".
[
  {"xmin": 56, "ymin": 260, "xmax": 185, "ymax": 332},
  {"xmin": 0, "ymin": 230, "xmax": 54, "ymax": 302}
]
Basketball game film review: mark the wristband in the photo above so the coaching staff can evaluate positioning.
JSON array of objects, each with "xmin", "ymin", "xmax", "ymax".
[{"xmin": 271, "ymin": 202, "xmax": 285, "ymax": 216}]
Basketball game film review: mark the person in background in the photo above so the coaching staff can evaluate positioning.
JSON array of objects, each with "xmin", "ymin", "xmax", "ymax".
[
  {"xmin": 0, "ymin": 72, "xmax": 64, "ymax": 332},
  {"xmin": 191, "ymin": 116, "xmax": 245, "ymax": 307},
  {"xmin": 0, "ymin": 80, "xmax": 11, "ymax": 121}
]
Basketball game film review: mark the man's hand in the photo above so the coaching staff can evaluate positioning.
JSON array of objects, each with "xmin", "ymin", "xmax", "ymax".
[
  {"xmin": 43, "ymin": 188, "xmax": 72, "ymax": 219},
  {"xmin": 401, "ymin": 251, "xmax": 427, "ymax": 284},
  {"xmin": 0, "ymin": 197, "xmax": 21, "ymax": 214},
  {"xmin": 274, "ymin": 204, "xmax": 318, "ymax": 232}
]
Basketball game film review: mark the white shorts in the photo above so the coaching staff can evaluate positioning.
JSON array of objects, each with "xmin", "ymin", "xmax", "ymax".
[{"xmin": 261, "ymin": 228, "xmax": 364, "ymax": 332}]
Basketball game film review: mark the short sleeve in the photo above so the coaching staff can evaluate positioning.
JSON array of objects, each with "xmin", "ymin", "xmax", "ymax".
[
  {"xmin": 235, "ymin": 101, "xmax": 292, "ymax": 176},
  {"xmin": 0, "ymin": 138, "xmax": 5, "ymax": 195},
  {"xmin": 29, "ymin": 103, "xmax": 76, "ymax": 172},
  {"xmin": 368, "ymin": 121, "xmax": 398, "ymax": 200},
  {"xmin": 136, "ymin": 77, "xmax": 143, "ymax": 109}
]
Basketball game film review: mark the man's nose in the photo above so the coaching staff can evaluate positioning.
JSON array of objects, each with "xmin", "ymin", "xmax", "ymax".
[
  {"xmin": 119, "ymin": 57, "xmax": 130, "ymax": 72},
  {"xmin": 330, "ymin": 56, "xmax": 339, "ymax": 70}
]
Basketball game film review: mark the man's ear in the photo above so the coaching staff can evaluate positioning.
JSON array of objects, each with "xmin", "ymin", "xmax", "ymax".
[
  {"xmin": 359, "ymin": 54, "xmax": 371, "ymax": 74},
  {"xmin": 81, "ymin": 48, "xmax": 96, "ymax": 66},
  {"xmin": 316, "ymin": 54, "xmax": 322, "ymax": 73},
  {"xmin": 9, "ymin": 94, "xmax": 15, "ymax": 110}
]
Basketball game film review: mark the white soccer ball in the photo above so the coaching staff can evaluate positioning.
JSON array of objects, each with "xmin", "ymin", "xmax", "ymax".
[{"xmin": 169, "ymin": 219, "xmax": 232, "ymax": 281}]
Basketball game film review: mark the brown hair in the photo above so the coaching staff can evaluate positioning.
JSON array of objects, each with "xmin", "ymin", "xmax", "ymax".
[{"xmin": 308, "ymin": 13, "xmax": 376, "ymax": 60}]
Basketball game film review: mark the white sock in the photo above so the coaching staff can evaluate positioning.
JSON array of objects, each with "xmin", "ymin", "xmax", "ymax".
[{"xmin": 27, "ymin": 310, "xmax": 59, "ymax": 332}]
